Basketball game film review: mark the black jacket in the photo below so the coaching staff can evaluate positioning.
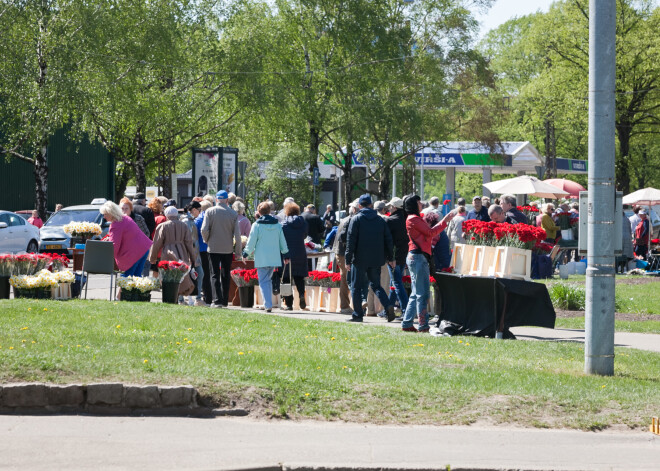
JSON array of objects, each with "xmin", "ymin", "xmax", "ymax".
[
  {"xmin": 345, "ymin": 208, "xmax": 393, "ymax": 267},
  {"xmin": 386, "ymin": 208, "xmax": 409, "ymax": 266},
  {"xmin": 302, "ymin": 211, "xmax": 325, "ymax": 244},
  {"xmin": 506, "ymin": 207, "xmax": 529, "ymax": 225},
  {"xmin": 133, "ymin": 203, "xmax": 156, "ymax": 236},
  {"xmin": 282, "ymin": 215, "xmax": 309, "ymax": 277}
]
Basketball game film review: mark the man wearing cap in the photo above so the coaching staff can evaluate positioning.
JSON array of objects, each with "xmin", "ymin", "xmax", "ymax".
[
  {"xmin": 132, "ymin": 192, "xmax": 156, "ymax": 237},
  {"xmin": 385, "ymin": 197, "xmax": 409, "ymax": 313},
  {"xmin": 345, "ymin": 194, "xmax": 396, "ymax": 322},
  {"xmin": 467, "ymin": 196, "xmax": 490, "ymax": 222},
  {"xmin": 201, "ymin": 190, "xmax": 242, "ymax": 307},
  {"xmin": 421, "ymin": 196, "xmax": 440, "ymax": 216}
]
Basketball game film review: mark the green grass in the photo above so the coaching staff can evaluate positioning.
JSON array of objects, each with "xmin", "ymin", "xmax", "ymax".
[
  {"xmin": 555, "ymin": 317, "xmax": 660, "ymax": 334},
  {"xmin": 1, "ymin": 298, "xmax": 659, "ymax": 431}
]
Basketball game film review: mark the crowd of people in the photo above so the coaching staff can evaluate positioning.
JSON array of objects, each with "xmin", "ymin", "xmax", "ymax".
[{"xmin": 80, "ymin": 185, "xmax": 656, "ymax": 327}]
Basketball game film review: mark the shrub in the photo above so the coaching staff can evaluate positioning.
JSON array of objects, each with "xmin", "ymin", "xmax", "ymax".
[{"xmin": 549, "ymin": 282, "xmax": 585, "ymax": 310}]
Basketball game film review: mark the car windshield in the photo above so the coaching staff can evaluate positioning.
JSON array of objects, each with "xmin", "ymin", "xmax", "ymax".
[{"xmin": 45, "ymin": 210, "xmax": 101, "ymax": 226}]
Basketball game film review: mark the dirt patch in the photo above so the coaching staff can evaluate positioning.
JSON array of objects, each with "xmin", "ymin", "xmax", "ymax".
[{"xmin": 555, "ymin": 309, "xmax": 659, "ymax": 322}]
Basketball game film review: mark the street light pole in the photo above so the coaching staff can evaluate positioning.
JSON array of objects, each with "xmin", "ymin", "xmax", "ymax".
[{"xmin": 585, "ymin": 0, "xmax": 616, "ymax": 376}]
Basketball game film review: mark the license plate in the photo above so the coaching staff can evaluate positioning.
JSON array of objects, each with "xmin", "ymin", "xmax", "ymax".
[{"xmin": 45, "ymin": 245, "xmax": 61, "ymax": 250}]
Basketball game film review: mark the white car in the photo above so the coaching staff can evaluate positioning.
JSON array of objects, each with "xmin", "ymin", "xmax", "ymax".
[{"xmin": 0, "ymin": 210, "xmax": 41, "ymax": 253}]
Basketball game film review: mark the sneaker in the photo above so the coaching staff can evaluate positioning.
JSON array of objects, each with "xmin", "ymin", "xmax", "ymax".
[
  {"xmin": 194, "ymin": 299, "xmax": 208, "ymax": 307},
  {"xmin": 386, "ymin": 305, "xmax": 396, "ymax": 322},
  {"xmin": 285, "ymin": 306, "xmax": 293, "ymax": 311},
  {"xmin": 265, "ymin": 308, "xmax": 272, "ymax": 313},
  {"xmin": 401, "ymin": 326, "xmax": 418, "ymax": 333},
  {"xmin": 346, "ymin": 317, "xmax": 363, "ymax": 323},
  {"xmin": 211, "ymin": 303, "xmax": 223, "ymax": 308}
]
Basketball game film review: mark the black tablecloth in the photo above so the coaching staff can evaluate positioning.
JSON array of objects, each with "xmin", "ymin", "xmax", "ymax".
[{"xmin": 434, "ymin": 272, "xmax": 556, "ymax": 338}]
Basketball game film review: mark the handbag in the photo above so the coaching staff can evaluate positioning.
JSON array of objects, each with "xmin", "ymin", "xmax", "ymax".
[{"xmin": 280, "ymin": 262, "xmax": 293, "ymax": 297}]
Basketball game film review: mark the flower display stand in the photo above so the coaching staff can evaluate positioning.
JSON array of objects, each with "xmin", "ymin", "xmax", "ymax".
[
  {"xmin": 308, "ymin": 286, "xmax": 324, "ymax": 311},
  {"xmin": 51, "ymin": 283, "xmax": 72, "ymax": 300},
  {"xmin": 451, "ymin": 244, "xmax": 475, "ymax": 275},
  {"xmin": 318, "ymin": 287, "xmax": 339, "ymax": 313},
  {"xmin": 469, "ymin": 245, "xmax": 498, "ymax": 277},
  {"xmin": 491, "ymin": 247, "xmax": 532, "ymax": 280},
  {"xmin": 254, "ymin": 287, "xmax": 278, "ymax": 309}
]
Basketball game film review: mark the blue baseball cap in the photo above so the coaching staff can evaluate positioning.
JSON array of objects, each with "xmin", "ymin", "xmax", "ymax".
[
  {"xmin": 358, "ymin": 194, "xmax": 372, "ymax": 206},
  {"xmin": 216, "ymin": 190, "xmax": 229, "ymax": 200}
]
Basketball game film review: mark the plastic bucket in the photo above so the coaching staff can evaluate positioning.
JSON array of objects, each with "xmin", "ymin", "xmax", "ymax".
[
  {"xmin": 559, "ymin": 264, "xmax": 570, "ymax": 279},
  {"xmin": 575, "ymin": 261, "xmax": 587, "ymax": 275}
]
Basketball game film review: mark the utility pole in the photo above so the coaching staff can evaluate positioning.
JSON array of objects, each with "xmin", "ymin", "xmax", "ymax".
[{"xmin": 585, "ymin": 0, "xmax": 616, "ymax": 376}]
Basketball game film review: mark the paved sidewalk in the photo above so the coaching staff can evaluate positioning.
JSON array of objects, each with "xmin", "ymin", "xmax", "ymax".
[
  {"xmin": 1, "ymin": 415, "xmax": 658, "ymax": 471},
  {"xmin": 82, "ymin": 274, "xmax": 660, "ymax": 354}
]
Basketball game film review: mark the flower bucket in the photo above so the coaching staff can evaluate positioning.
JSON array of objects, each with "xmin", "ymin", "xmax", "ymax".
[
  {"xmin": 51, "ymin": 283, "xmax": 72, "ymax": 300},
  {"xmin": 0, "ymin": 275, "xmax": 10, "ymax": 300},
  {"xmin": 561, "ymin": 229, "xmax": 573, "ymax": 241},
  {"xmin": 121, "ymin": 290, "xmax": 151, "ymax": 302},
  {"xmin": 161, "ymin": 281, "xmax": 180, "ymax": 304},
  {"xmin": 238, "ymin": 286, "xmax": 254, "ymax": 308},
  {"xmin": 558, "ymin": 264, "xmax": 570, "ymax": 279},
  {"xmin": 15, "ymin": 288, "xmax": 51, "ymax": 299}
]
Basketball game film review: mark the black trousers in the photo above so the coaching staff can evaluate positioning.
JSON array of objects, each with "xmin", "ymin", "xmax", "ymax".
[
  {"xmin": 281, "ymin": 270, "xmax": 306, "ymax": 307},
  {"xmin": 200, "ymin": 251, "xmax": 213, "ymax": 305},
  {"xmin": 209, "ymin": 252, "xmax": 233, "ymax": 306}
]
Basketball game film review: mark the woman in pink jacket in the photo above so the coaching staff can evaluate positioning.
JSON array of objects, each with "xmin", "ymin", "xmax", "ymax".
[
  {"xmin": 401, "ymin": 194, "xmax": 454, "ymax": 333},
  {"xmin": 100, "ymin": 201, "xmax": 153, "ymax": 277}
]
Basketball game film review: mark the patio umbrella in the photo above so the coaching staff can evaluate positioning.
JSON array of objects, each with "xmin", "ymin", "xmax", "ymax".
[
  {"xmin": 483, "ymin": 175, "xmax": 570, "ymax": 199},
  {"xmin": 622, "ymin": 187, "xmax": 660, "ymax": 206},
  {"xmin": 543, "ymin": 178, "xmax": 586, "ymax": 198}
]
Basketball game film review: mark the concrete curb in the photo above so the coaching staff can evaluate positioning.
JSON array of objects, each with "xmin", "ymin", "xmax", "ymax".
[{"xmin": 0, "ymin": 382, "xmax": 248, "ymax": 417}]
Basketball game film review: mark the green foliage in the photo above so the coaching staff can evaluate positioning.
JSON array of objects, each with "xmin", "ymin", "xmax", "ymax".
[{"xmin": 549, "ymin": 282, "xmax": 586, "ymax": 311}]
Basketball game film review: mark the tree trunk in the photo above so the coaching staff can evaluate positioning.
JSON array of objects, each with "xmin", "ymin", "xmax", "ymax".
[
  {"xmin": 114, "ymin": 162, "xmax": 130, "ymax": 201},
  {"xmin": 401, "ymin": 157, "xmax": 416, "ymax": 196},
  {"xmin": 341, "ymin": 143, "xmax": 354, "ymax": 211},
  {"xmin": 34, "ymin": 143, "xmax": 48, "ymax": 220},
  {"xmin": 134, "ymin": 130, "xmax": 147, "ymax": 194},
  {"xmin": 378, "ymin": 165, "xmax": 391, "ymax": 201},
  {"xmin": 616, "ymin": 124, "xmax": 631, "ymax": 194}
]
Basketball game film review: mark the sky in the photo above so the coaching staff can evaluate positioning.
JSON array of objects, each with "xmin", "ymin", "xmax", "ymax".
[{"xmin": 472, "ymin": 0, "xmax": 554, "ymax": 37}]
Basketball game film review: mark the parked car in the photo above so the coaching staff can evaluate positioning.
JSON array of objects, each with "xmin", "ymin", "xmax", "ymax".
[
  {"xmin": 39, "ymin": 200, "xmax": 110, "ymax": 254},
  {"xmin": 15, "ymin": 210, "xmax": 54, "ymax": 221},
  {"xmin": 0, "ymin": 210, "xmax": 41, "ymax": 253}
]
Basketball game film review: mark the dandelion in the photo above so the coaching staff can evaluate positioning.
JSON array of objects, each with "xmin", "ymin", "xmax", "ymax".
[
  {"xmin": 238, "ymin": 352, "xmax": 244, "ymax": 355},
  {"xmin": 466, "ymin": 343, "xmax": 470, "ymax": 346},
  {"xmin": 305, "ymin": 393, "xmax": 310, "ymax": 397},
  {"xmin": 317, "ymin": 366, "xmax": 321, "ymax": 369},
  {"xmin": 601, "ymin": 385, "xmax": 606, "ymax": 389},
  {"xmin": 143, "ymin": 359, "xmax": 148, "ymax": 364},
  {"xmin": 28, "ymin": 308, "xmax": 31, "ymax": 311},
  {"xmin": 43, "ymin": 308, "xmax": 47, "ymax": 311},
  {"xmin": 21, "ymin": 327, "xmax": 28, "ymax": 330},
  {"xmin": 21, "ymin": 340, "xmax": 26, "ymax": 343},
  {"xmin": 9, "ymin": 346, "xmax": 14, "ymax": 350},
  {"xmin": 342, "ymin": 366, "xmax": 347, "ymax": 369},
  {"xmin": 77, "ymin": 345, "xmax": 81, "ymax": 348},
  {"xmin": 458, "ymin": 340, "xmax": 463, "ymax": 343},
  {"xmin": 187, "ymin": 341, "xmax": 192, "ymax": 344},
  {"xmin": 187, "ymin": 328, "xmax": 192, "ymax": 331},
  {"xmin": 116, "ymin": 325, "xmax": 121, "ymax": 329},
  {"xmin": 31, "ymin": 341, "xmax": 36, "ymax": 344},
  {"xmin": 176, "ymin": 342, "xmax": 181, "ymax": 345},
  {"xmin": 331, "ymin": 337, "xmax": 336, "ymax": 340}
]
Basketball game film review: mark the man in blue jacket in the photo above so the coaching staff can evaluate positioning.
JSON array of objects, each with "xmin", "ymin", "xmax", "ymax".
[{"xmin": 345, "ymin": 194, "xmax": 396, "ymax": 323}]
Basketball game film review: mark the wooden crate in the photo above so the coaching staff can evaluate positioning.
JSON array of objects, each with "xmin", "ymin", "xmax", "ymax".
[
  {"xmin": 469, "ymin": 245, "xmax": 498, "ymax": 277},
  {"xmin": 491, "ymin": 246, "xmax": 532, "ymax": 281},
  {"xmin": 451, "ymin": 244, "xmax": 476, "ymax": 275}
]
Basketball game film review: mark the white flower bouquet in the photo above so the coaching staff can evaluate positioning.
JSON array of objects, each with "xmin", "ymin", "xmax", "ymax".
[
  {"xmin": 117, "ymin": 276, "xmax": 160, "ymax": 293},
  {"xmin": 10, "ymin": 270, "xmax": 59, "ymax": 298},
  {"xmin": 63, "ymin": 222, "xmax": 102, "ymax": 238},
  {"xmin": 53, "ymin": 271, "xmax": 75, "ymax": 284}
]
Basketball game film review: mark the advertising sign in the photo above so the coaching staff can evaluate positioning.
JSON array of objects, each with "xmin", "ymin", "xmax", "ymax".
[
  {"xmin": 192, "ymin": 148, "xmax": 220, "ymax": 197},
  {"xmin": 222, "ymin": 148, "xmax": 238, "ymax": 194}
]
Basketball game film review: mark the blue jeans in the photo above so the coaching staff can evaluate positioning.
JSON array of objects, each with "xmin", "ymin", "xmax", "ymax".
[
  {"xmin": 121, "ymin": 250, "xmax": 149, "ymax": 277},
  {"xmin": 402, "ymin": 253, "xmax": 430, "ymax": 330},
  {"xmin": 257, "ymin": 267, "xmax": 275, "ymax": 309},
  {"xmin": 350, "ymin": 265, "xmax": 390, "ymax": 319},
  {"xmin": 388, "ymin": 264, "xmax": 408, "ymax": 312}
]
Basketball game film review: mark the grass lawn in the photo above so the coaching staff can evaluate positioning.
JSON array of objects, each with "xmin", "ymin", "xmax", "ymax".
[
  {"xmin": 542, "ymin": 275, "xmax": 660, "ymax": 333},
  {"xmin": 1, "ymin": 298, "xmax": 659, "ymax": 431}
]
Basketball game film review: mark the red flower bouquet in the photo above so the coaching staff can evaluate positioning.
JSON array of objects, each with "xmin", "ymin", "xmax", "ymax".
[
  {"xmin": 157, "ymin": 260, "xmax": 190, "ymax": 283},
  {"xmin": 0, "ymin": 254, "xmax": 15, "ymax": 276},
  {"xmin": 443, "ymin": 199, "xmax": 451, "ymax": 205},
  {"xmin": 230, "ymin": 268, "xmax": 259, "ymax": 287},
  {"xmin": 49, "ymin": 254, "xmax": 69, "ymax": 272},
  {"xmin": 306, "ymin": 270, "xmax": 341, "ymax": 288},
  {"xmin": 463, "ymin": 220, "xmax": 546, "ymax": 250}
]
